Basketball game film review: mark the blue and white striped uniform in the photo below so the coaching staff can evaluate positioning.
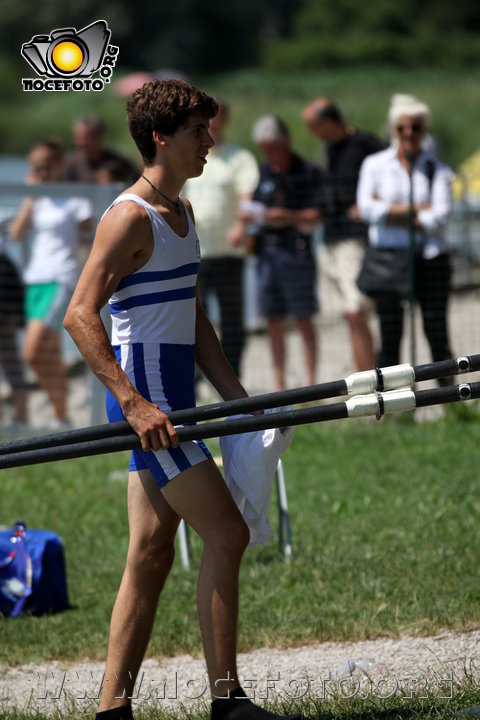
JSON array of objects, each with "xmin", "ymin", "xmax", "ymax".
[{"xmin": 104, "ymin": 193, "xmax": 212, "ymax": 487}]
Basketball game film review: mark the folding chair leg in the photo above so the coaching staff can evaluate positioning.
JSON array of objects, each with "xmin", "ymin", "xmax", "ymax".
[
  {"xmin": 178, "ymin": 519, "xmax": 191, "ymax": 571},
  {"xmin": 275, "ymin": 459, "xmax": 292, "ymax": 560}
]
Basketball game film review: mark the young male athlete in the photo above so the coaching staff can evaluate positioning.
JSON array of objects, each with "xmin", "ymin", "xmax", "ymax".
[{"xmin": 64, "ymin": 80, "xmax": 302, "ymax": 720}]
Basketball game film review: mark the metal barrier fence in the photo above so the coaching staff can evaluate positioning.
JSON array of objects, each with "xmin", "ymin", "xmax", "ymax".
[{"xmin": 0, "ymin": 179, "xmax": 479, "ymax": 438}]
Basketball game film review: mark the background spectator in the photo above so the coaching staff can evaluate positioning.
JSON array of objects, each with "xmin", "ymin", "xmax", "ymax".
[
  {"xmin": 63, "ymin": 115, "xmax": 139, "ymax": 184},
  {"xmin": 184, "ymin": 99, "xmax": 259, "ymax": 378},
  {"xmin": 0, "ymin": 229, "xmax": 28, "ymax": 427},
  {"xmin": 10, "ymin": 139, "xmax": 93, "ymax": 428},
  {"xmin": 246, "ymin": 114, "xmax": 322, "ymax": 391},
  {"xmin": 357, "ymin": 94, "xmax": 454, "ymax": 371},
  {"xmin": 302, "ymin": 97, "xmax": 384, "ymax": 371},
  {"xmin": 388, "ymin": 94, "xmax": 442, "ymax": 159},
  {"xmin": 96, "ymin": 157, "xmax": 133, "ymax": 185}
]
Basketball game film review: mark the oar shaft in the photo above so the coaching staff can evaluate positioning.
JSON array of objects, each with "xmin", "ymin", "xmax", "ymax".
[
  {"xmin": 0, "ymin": 403, "xmax": 349, "ymax": 470},
  {"xmin": 414, "ymin": 381, "xmax": 480, "ymax": 408},
  {"xmin": 0, "ymin": 380, "xmax": 348, "ymax": 457},
  {"xmin": 414, "ymin": 354, "xmax": 480, "ymax": 383},
  {"xmin": 0, "ymin": 421, "xmax": 131, "ymax": 457},
  {"xmin": 2, "ymin": 381, "xmax": 480, "ymax": 471},
  {"xmin": 1, "ymin": 353, "xmax": 479, "ymax": 459}
]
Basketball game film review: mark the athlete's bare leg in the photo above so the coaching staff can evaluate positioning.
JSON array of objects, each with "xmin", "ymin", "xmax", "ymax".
[
  {"xmin": 99, "ymin": 458, "xmax": 249, "ymax": 711},
  {"xmin": 161, "ymin": 458, "xmax": 250, "ymax": 698},
  {"xmin": 98, "ymin": 469, "xmax": 180, "ymax": 711}
]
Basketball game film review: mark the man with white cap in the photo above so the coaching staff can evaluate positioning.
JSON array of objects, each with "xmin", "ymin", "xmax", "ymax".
[{"xmin": 245, "ymin": 114, "xmax": 322, "ymax": 391}]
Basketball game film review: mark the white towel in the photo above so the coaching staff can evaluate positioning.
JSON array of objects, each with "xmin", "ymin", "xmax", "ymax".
[{"xmin": 219, "ymin": 408, "xmax": 294, "ymax": 546}]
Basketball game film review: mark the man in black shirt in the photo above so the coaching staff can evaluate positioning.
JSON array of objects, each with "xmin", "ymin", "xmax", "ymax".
[
  {"xmin": 63, "ymin": 115, "xmax": 139, "ymax": 184},
  {"xmin": 302, "ymin": 98, "xmax": 385, "ymax": 371},
  {"xmin": 245, "ymin": 115, "xmax": 322, "ymax": 390}
]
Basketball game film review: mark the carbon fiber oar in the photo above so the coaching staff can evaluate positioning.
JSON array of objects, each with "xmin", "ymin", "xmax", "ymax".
[
  {"xmin": 1, "ymin": 353, "xmax": 478, "ymax": 458},
  {"xmin": 1, "ymin": 381, "xmax": 479, "ymax": 470}
]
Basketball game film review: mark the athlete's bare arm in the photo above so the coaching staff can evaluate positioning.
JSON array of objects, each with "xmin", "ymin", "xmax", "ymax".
[
  {"xmin": 64, "ymin": 201, "xmax": 179, "ymax": 452},
  {"xmin": 195, "ymin": 285, "xmax": 249, "ymax": 402},
  {"xmin": 185, "ymin": 198, "xmax": 249, "ymax": 402}
]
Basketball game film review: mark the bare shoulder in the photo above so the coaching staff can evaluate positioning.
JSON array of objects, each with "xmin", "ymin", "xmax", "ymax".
[
  {"xmin": 181, "ymin": 196, "xmax": 195, "ymax": 224},
  {"xmin": 96, "ymin": 199, "xmax": 151, "ymax": 250},
  {"xmin": 86, "ymin": 197, "xmax": 154, "ymax": 281}
]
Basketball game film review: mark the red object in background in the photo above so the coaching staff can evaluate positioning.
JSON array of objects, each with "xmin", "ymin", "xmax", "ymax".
[{"xmin": 113, "ymin": 71, "xmax": 156, "ymax": 97}]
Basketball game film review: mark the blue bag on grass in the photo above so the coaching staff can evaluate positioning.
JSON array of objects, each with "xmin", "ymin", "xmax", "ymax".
[{"xmin": 0, "ymin": 521, "xmax": 69, "ymax": 617}]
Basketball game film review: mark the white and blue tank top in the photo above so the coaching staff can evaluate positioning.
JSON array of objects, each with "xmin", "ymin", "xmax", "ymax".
[{"xmin": 105, "ymin": 193, "xmax": 201, "ymax": 415}]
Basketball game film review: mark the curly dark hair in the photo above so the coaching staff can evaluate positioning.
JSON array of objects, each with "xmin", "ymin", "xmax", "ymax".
[{"xmin": 126, "ymin": 79, "xmax": 218, "ymax": 164}]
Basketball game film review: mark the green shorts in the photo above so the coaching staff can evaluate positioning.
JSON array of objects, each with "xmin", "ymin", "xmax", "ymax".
[{"xmin": 25, "ymin": 282, "xmax": 72, "ymax": 329}]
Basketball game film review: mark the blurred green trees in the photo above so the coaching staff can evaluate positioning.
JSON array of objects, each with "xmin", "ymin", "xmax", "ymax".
[
  {"xmin": 2, "ymin": 0, "xmax": 478, "ymax": 75},
  {"xmin": 264, "ymin": 0, "xmax": 480, "ymax": 69},
  {"xmin": 1, "ymin": 0, "xmax": 291, "ymax": 74}
]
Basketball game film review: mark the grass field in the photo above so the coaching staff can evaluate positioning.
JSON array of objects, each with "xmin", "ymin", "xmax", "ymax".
[
  {"xmin": 1, "ymin": 410, "xmax": 480, "ymax": 717},
  {"xmin": 3, "ymin": 688, "xmax": 480, "ymax": 720},
  {"xmin": 3, "ymin": 686, "xmax": 480, "ymax": 720}
]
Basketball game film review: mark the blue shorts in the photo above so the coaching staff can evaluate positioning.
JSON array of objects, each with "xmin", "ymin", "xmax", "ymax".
[
  {"xmin": 106, "ymin": 343, "xmax": 212, "ymax": 488},
  {"xmin": 258, "ymin": 240, "xmax": 318, "ymax": 318}
]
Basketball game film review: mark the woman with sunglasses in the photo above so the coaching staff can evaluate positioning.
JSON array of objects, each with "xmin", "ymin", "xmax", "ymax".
[{"xmin": 356, "ymin": 94, "xmax": 454, "ymax": 370}]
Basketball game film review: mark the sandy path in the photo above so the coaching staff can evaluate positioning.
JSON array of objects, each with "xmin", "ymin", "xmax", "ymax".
[{"xmin": 1, "ymin": 630, "xmax": 479, "ymax": 715}]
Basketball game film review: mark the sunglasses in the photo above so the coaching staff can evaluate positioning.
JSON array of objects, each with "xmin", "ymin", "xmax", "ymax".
[{"xmin": 396, "ymin": 123, "xmax": 423, "ymax": 134}]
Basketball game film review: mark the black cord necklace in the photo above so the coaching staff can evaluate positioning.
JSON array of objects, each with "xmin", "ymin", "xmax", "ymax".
[{"xmin": 141, "ymin": 174, "xmax": 181, "ymax": 216}]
